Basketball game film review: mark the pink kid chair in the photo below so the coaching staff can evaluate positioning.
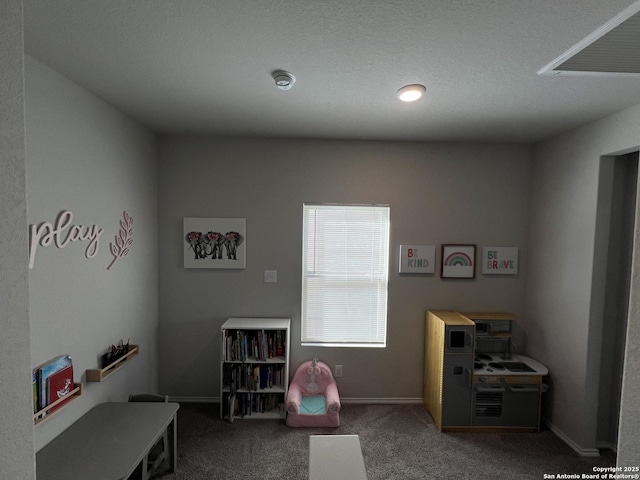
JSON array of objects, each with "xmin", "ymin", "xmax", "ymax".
[{"xmin": 286, "ymin": 358, "xmax": 340, "ymax": 427}]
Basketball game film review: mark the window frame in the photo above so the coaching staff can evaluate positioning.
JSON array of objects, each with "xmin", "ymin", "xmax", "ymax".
[{"xmin": 301, "ymin": 203, "xmax": 390, "ymax": 348}]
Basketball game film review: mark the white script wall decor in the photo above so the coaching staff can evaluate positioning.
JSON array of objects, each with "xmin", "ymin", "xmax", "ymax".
[
  {"xmin": 29, "ymin": 210, "xmax": 104, "ymax": 269},
  {"xmin": 107, "ymin": 211, "xmax": 134, "ymax": 270}
]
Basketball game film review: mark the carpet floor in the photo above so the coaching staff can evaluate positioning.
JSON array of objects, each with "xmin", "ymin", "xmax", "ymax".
[{"xmin": 149, "ymin": 402, "xmax": 616, "ymax": 480}]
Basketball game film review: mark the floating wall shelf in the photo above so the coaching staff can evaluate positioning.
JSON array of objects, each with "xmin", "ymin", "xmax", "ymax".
[
  {"xmin": 85, "ymin": 345, "xmax": 139, "ymax": 382},
  {"xmin": 34, "ymin": 383, "xmax": 83, "ymax": 426}
]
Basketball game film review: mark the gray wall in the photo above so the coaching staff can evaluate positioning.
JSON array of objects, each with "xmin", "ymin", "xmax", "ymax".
[
  {"xmin": 25, "ymin": 56, "xmax": 160, "ymax": 450},
  {"xmin": 158, "ymin": 136, "xmax": 533, "ymax": 400},
  {"xmin": 0, "ymin": 1, "xmax": 36, "ymax": 478},
  {"xmin": 528, "ymin": 103, "xmax": 640, "ymax": 463}
]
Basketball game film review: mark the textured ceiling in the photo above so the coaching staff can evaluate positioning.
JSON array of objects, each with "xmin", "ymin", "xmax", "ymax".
[{"xmin": 23, "ymin": 0, "xmax": 640, "ymax": 144}]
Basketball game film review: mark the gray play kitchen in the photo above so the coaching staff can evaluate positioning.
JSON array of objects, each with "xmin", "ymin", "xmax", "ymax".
[{"xmin": 423, "ymin": 310, "xmax": 548, "ymax": 432}]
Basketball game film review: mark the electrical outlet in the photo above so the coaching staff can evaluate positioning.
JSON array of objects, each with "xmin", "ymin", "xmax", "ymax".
[
  {"xmin": 264, "ymin": 270, "xmax": 277, "ymax": 283},
  {"xmin": 335, "ymin": 365, "xmax": 343, "ymax": 377}
]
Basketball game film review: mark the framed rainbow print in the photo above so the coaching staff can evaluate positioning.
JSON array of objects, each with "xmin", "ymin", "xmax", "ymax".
[{"xmin": 441, "ymin": 244, "xmax": 476, "ymax": 279}]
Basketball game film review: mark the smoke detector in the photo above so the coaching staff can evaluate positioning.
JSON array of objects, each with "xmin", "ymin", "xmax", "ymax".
[{"xmin": 272, "ymin": 70, "xmax": 296, "ymax": 90}]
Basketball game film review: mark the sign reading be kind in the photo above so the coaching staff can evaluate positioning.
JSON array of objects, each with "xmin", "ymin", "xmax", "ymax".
[{"xmin": 399, "ymin": 245, "xmax": 436, "ymax": 274}]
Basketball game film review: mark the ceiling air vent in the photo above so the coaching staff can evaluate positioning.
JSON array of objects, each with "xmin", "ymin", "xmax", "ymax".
[{"xmin": 539, "ymin": 1, "xmax": 640, "ymax": 77}]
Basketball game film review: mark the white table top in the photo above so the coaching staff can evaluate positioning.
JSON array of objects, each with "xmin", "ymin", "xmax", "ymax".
[
  {"xmin": 36, "ymin": 402, "xmax": 179, "ymax": 480},
  {"xmin": 309, "ymin": 434, "xmax": 368, "ymax": 480}
]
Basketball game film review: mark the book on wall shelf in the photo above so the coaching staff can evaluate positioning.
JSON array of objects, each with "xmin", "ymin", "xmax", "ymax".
[
  {"xmin": 220, "ymin": 318, "xmax": 290, "ymax": 421},
  {"xmin": 32, "ymin": 354, "xmax": 81, "ymax": 422},
  {"xmin": 46, "ymin": 364, "xmax": 74, "ymax": 414},
  {"xmin": 34, "ymin": 355, "xmax": 72, "ymax": 413}
]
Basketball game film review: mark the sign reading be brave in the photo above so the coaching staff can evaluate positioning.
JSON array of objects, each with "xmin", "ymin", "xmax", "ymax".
[{"xmin": 481, "ymin": 246, "xmax": 518, "ymax": 275}]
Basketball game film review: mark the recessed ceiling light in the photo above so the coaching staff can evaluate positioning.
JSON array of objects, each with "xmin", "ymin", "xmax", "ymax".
[{"xmin": 397, "ymin": 84, "xmax": 426, "ymax": 102}]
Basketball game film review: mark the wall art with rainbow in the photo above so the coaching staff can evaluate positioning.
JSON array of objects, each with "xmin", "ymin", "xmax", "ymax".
[{"xmin": 441, "ymin": 245, "xmax": 476, "ymax": 278}]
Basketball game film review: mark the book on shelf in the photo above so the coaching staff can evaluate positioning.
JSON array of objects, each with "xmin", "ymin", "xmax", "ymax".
[
  {"xmin": 46, "ymin": 364, "xmax": 74, "ymax": 413},
  {"xmin": 34, "ymin": 355, "xmax": 73, "ymax": 413},
  {"xmin": 224, "ymin": 392, "xmax": 258, "ymax": 418},
  {"xmin": 32, "ymin": 371, "xmax": 38, "ymax": 414},
  {"xmin": 250, "ymin": 392, "xmax": 280, "ymax": 414},
  {"xmin": 228, "ymin": 393, "xmax": 236, "ymax": 423},
  {"xmin": 223, "ymin": 329, "xmax": 286, "ymax": 362},
  {"xmin": 276, "ymin": 330, "xmax": 284, "ymax": 356},
  {"xmin": 224, "ymin": 363, "xmax": 283, "ymax": 391}
]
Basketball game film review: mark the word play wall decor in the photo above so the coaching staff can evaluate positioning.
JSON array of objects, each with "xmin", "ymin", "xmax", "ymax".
[{"xmin": 29, "ymin": 210, "xmax": 133, "ymax": 270}]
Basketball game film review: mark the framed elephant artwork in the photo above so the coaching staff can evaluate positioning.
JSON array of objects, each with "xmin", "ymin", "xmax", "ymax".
[{"xmin": 183, "ymin": 217, "xmax": 246, "ymax": 269}]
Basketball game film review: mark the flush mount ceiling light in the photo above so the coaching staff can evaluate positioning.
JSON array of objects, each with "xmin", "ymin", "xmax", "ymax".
[
  {"xmin": 397, "ymin": 84, "xmax": 426, "ymax": 102},
  {"xmin": 272, "ymin": 70, "xmax": 296, "ymax": 90}
]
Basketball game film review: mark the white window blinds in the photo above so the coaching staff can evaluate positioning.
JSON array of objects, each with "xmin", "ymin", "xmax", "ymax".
[{"xmin": 301, "ymin": 204, "xmax": 390, "ymax": 347}]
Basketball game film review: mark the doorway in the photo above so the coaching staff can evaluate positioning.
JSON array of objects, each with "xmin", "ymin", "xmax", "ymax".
[{"xmin": 596, "ymin": 151, "xmax": 638, "ymax": 449}]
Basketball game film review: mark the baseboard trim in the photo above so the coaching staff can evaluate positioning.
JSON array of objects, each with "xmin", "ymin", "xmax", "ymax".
[
  {"xmin": 168, "ymin": 396, "xmax": 218, "ymax": 404},
  {"xmin": 339, "ymin": 397, "xmax": 423, "ymax": 405},
  {"xmin": 543, "ymin": 418, "xmax": 601, "ymax": 457},
  {"xmin": 168, "ymin": 396, "xmax": 423, "ymax": 405},
  {"xmin": 595, "ymin": 441, "xmax": 617, "ymax": 453}
]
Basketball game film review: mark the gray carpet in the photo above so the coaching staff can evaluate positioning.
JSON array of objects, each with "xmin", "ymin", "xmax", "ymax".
[{"xmin": 150, "ymin": 402, "xmax": 616, "ymax": 480}]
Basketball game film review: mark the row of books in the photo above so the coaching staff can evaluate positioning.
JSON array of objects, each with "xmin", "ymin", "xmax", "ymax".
[
  {"xmin": 223, "ymin": 363, "xmax": 285, "ymax": 392},
  {"xmin": 223, "ymin": 329, "xmax": 285, "ymax": 362},
  {"xmin": 32, "ymin": 355, "xmax": 75, "ymax": 416},
  {"xmin": 228, "ymin": 392, "xmax": 285, "ymax": 419}
]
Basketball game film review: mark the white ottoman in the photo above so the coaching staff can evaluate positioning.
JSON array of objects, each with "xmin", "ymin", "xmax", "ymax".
[{"xmin": 309, "ymin": 434, "xmax": 368, "ymax": 480}]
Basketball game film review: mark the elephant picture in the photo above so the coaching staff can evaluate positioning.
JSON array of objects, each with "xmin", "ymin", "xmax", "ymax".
[
  {"xmin": 185, "ymin": 231, "xmax": 205, "ymax": 259},
  {"xmin": 224, "ymin": 231, "xmax": 244, "ymax": 260},
  {"xmin": 183, "ymin": 218, "xmax": 246, "ymax": 269},
  {"xmin": 203, "ymin": 231, "xmax": 225, "ymax": 259}
]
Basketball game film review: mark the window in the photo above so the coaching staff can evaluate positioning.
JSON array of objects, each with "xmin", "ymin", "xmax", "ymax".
[{"xmin": 301, "ymin": 204, "xmax": 390, "ymax": 347}]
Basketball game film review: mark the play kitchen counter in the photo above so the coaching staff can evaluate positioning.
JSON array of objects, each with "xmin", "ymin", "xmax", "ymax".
[
  {"xmin": 423, "ymin": 310, "xmax": 548, "ymax": 432},
  {"xmin": 473, "ymin": 353, "xmax": 548, "ymax": 377}
]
